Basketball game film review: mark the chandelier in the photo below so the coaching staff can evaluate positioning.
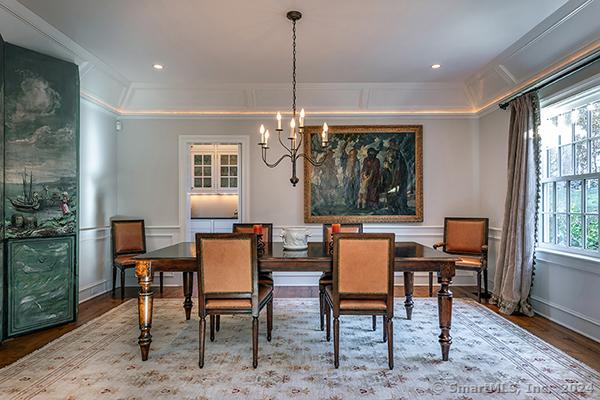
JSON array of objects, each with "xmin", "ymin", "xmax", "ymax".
[{"xmin": 258, "ymin": 11, "xmax": 330, "ymax": 187}]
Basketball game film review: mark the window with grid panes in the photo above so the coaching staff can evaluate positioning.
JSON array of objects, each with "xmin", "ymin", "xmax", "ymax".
[
  {"xmin": 193, "ymin": 153, "xmax": 212, "ymax": 188},
  {"xmin": 219, "ymin": 153, "xmax": 238, "ymax": 189},
  {"xmin": 539, "ymin": 99, "xmax": 600, "ymax": 253}
]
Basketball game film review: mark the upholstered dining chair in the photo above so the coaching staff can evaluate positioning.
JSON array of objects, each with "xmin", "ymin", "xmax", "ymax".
[
  {"xmin": 323, "ymin": 233, "xmax": 395, "ymax": 369},
  {"xmin": 319, "ymin": 223, "xmax": 363, "ymax": 331},
  {"xmin": 111, "ymin": 219, "xmax": 163, "ymax": 300},
  {"xmin": 431, "ymin": 217, "xmax": 489, "ymax": 302},
  {"xmin": 196, "ymin": 233, "xmax": 273, "ymax": 369}
]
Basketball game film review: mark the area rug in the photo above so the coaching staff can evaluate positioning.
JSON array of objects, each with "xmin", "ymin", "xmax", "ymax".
[{"xmin": 0, "ymin": 298, "xmax": 598, "ymax": 400}]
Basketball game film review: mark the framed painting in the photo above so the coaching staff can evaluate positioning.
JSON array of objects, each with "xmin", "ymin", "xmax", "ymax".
[{"xmin": 303, "ymin": 125, "xmax": 423, "ymax": 223}]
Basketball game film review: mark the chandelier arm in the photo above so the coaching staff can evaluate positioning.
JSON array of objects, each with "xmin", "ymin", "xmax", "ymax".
[
  {"xmin": 262, "ymin": 149, "xmax": 292, "ymax": 168},
  {"xmin": 299, "ymin": 151, "xmax": 329, "ymax": 167},
  {"xmin": 294, "ymin": 129, "xmax": 304, "ymax": 152},
  {"xmin": 276, "ymin": 129, "xmax": 292, "ymax": 153}
]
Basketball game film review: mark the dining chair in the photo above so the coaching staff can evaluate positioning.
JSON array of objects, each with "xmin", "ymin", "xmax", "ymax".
[
  {"xmin": 323, "ymin": 232, "xmax": 395, "ymax": 369},
  {"xmin": 196, "ymin": 233, "xmax": 273, "ymax": 368},
  {"xmin": 320, "ymin": 223, "xmax": 363, "ymax": 331},
  {"xmin": 431, "ymin": 217, "xmax": 489, "ymax": 302},
  {"xmin": 111, "ymin": 219, "xmax": 163, "ymax": 300}
]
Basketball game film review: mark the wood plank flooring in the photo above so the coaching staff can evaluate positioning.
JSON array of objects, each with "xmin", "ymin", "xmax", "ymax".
[{"xmin": 1, "ymin": 285, "xmax": 599, "ymax": 371}]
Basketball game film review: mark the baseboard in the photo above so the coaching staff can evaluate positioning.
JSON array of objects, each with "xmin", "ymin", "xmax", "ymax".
[
  {"xmin": 79, "ymin": 280, "xmax": 111, "ymax": 303},
  {"xmin": 530, "ymin": 296, "xmax": 600, "ymax": 343}
]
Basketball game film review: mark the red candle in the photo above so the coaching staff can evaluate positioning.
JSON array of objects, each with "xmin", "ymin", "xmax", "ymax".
[
  {"xmin": 253, "ymin": 224, "xmax": 263, "ymax": 235},
  {"xmin": 331, "ymin": 224, "xmax": 341, "ymax": 233}
]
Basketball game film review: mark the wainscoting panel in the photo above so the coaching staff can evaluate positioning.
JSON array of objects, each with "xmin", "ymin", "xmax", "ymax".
[{"xmin": 78, "ymin": 227, "xmax": 111, "ymax": 303}]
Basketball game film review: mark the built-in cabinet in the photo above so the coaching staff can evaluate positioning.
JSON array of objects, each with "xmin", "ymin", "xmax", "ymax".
[
  {"xmin": 0, "ymin": 36, "xmax": 79, "ymax": 342},
  {"xmin": 190, "ymin": 144, "xmax": 239, "ymax": 193}
]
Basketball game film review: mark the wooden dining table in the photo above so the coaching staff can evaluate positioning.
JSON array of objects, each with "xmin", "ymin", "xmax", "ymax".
[{"xmin": 134, "ymin": 241, "xmax": 457, "ymax": 362}]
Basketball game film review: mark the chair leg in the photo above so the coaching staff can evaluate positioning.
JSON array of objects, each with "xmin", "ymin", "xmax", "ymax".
[
  {"xmin": 252, "ymin": 317, "xmax": 259, "ymax": 369},
  {"xmin": 112, "ymin": 266, "xmax": 117, "ymax": 296},
  {"xmin": 267, "ymin": 299, "xmax": 273, "ymax": 342},
  {"xmin": 325, "ymin": 304, "xmax": 331, "ymax": 342},
  {"xmin": 120, "ymin": 268, "xmax": 126, "ymax": 300},
  {"xmin": 383, "ymin": 316, "xmax": 387, "ymax": 343},
  {"xmin": 210, "ymin": 315, "xmax": 215, "ymax": 342},
  {"xmin": 199, "ymin": 317, "xmax": 206, "ymax": 368},
  {"xmin": 387, "ymin": 316, "xmax": 394, "ymax": 370},
  {"xmin": 483, "ymin": 269, "xmax": 489, "ymax": 301},
  {"xmin": 333, "ymin": 316, "xmax": 340, "ymax": 368},
  {"xmin": 477, "ymin": 271, "xmax": 482, "ymax": 303},
  {"xmin": 215, "ymin": 315, "xmax": 220, "ymax": 332},
  {"xmin": 159, "ymin": 272, "xmax": 164, "ymax": 294},
  {"xmin": 372, "ymin": 315, "xmax": 376, "ymax": 331},
  {"xmin": 428, "ymin": 272, "xmax": 434, "ymax": 297},
  {"xmin": 319, "ymin": 285, "xmax": 325, "ymax": 331}
]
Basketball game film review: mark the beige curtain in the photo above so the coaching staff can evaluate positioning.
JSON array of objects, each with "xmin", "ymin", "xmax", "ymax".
[{"xmin": 491, "ymin": 92, "xmax": 540, "ymax": 316}]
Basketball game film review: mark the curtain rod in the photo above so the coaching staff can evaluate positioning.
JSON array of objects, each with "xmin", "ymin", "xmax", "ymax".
[{"xmin": 499, "ymin": 50, "xmax": 600, "ymax": 110}]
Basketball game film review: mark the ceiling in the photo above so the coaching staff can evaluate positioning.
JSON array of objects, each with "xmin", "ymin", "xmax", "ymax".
[
  {"xmin": 3, "ymin": 0, "xmax": 599, "ymax": 115},
  {"xmin": 16, "ymin": 0, "xmax": 567, "ymax": 85}
]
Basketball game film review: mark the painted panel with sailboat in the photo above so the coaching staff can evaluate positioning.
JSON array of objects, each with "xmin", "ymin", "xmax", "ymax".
[{"xmin": 3, "ymin": 44, "xmax": 78, "ymax": 239}]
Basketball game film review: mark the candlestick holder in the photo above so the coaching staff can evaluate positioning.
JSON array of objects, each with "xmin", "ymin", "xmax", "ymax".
[
  {"xmin": 257, "ymin": 234, "xmax": 265, "ymax": 257},
  {"xmin": 328, "ymin": 234, "xmax": 334, "ymax": 255}
]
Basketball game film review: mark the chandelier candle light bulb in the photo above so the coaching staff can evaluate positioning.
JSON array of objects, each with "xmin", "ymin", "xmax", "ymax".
[
  {"xmin": 299, "ymin": 108, "xmax": 305, "ymax": 128},
  {"xmin": 264, "ymin": 129, "xmax": 270, "ymax": 147},
  {"xmin": 259, "ymin": 124, "xmax": 266, "ymax": 145},
  {"xmin": 290, "ymin": 118, "xmax": 296, "ymax": 139},
  {"xmin": 277, "ymin": 112, "xmax": 282, "ymax": 130}
]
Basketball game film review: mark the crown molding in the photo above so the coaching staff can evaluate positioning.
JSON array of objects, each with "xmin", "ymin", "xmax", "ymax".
[{"xmin": 4, "ymin": 0, "xmax": 600, "ymax": 119}]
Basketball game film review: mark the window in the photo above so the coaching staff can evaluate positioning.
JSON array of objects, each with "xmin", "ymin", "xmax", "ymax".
[{"xmin": 539, "ymin": 99, "xmax": 600, "ymax": 253}]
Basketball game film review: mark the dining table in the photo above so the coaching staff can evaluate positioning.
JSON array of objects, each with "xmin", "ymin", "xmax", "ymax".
[{"xmin": 133, "ymin": 241, "xmax": 458, "ymax": 362}]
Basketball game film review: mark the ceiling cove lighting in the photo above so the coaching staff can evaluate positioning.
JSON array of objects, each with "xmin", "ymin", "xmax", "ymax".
[
  {"xmin": 431, "ymin": 64, "xmax": 441, "ymax": 69},
  {"xmin": 153, "ymin": 64, "xmax": 164, "ymax": 70},
  {"xmin": 257, "ymin": 11, "xmax": 330, "ymax": 187}
]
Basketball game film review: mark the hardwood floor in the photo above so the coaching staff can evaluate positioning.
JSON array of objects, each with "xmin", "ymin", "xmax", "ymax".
[{"xmin": 1, "ymin": 284, "xmax": 599, "ymax": 371}]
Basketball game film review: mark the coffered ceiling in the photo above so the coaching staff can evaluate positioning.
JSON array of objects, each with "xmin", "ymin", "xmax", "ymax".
[{"xmin": 1, "ymin": 0, "xmax": 599, "ymax": 115}]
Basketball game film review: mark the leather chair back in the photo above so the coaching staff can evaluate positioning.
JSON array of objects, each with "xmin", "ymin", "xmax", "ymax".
[
  {"xmin": 111, "ymin": 220, "xmax": 146, "ymax": 256},
  {"xmin": 323, "ymin": 223, "xmax": 363, "ymax": 248},
  {"xmin": 333, "ymin": 233, "xmax": 395, "ymax": 299},
  {"xmin": 233, "ymin": 223, "xmax": 273, "ymax": 249},
  {"xmin": 444, "ymin": 218, "xmax": 489, "ymax": 254}
]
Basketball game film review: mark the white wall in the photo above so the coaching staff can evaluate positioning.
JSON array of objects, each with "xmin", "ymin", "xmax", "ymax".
[
  {"xmin": 478, "ymin": 107, "xmax": 600, "ymax": 342},
  {"xmin": 78, "ymin": 99, "xmax": 118, "ymax": 302},
  {"xmin": 116, "ymin": 116, "xmax": 482, "ymax": 287}
]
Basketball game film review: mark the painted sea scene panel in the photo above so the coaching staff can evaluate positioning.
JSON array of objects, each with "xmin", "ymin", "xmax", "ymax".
[
  {"xmin": 304, "ymin": 125, "xmax": 423, "ymax": 223},
  {"xmin": 4, "ymin": 44, "xmax": 79, "ymax": 238}
]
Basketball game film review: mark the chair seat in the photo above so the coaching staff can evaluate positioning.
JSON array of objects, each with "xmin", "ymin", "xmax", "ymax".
[
  {"xmin": 205, "ymin": 285, "xmax": 273, "ymax": 310},
  {"xmin": 114, "ymin": 254, "xmax": 138, "ymax": 267},
  {"xmin": 456, "ymin": 256, "xmax": 482, "ymax": 269},
  {"xmin": 325, "ymin": 286, "xmax": 387, "ymax": 311}
]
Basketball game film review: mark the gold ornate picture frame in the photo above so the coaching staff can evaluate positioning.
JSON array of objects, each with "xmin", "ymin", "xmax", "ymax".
[{"xmin": 303, "ymin": 125, "xmax": 423, "ymax": 223}]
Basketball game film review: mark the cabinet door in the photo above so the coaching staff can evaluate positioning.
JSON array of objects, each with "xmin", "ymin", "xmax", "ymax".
[
  {"xmin": 191, "ymin": 152, "xmax": 214, "ymax": 191},
  {"xmin": 7, "ymin": 236, "xmax": 75, "ymax": 336},
  {"xmin": 218, "ymin": 152, "xmax": 239, "ymax": 192}
]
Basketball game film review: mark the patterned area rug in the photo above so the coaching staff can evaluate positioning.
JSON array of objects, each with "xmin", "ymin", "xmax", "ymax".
[{"xmin": 0, "ymin": 298, "xmax": 598, "ymax": 400}]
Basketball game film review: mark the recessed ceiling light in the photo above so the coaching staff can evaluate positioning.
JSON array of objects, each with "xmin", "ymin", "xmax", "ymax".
[
  {"xmin": 153, "ymin": 64, "xmax": 164, "ymax": 70},
  {"xmin": 431, "ymin": 64, "xmax": 441, "ymax": 69}
]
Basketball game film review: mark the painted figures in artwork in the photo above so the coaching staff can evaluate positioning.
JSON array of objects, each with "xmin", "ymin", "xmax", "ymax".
[
  {"xmin": 307, "ymin": 128, "xmax": 421, "ymax": 221},
  {"xmin": 4, "ymin": 44, "xmax": 78, "ymax": 238}
]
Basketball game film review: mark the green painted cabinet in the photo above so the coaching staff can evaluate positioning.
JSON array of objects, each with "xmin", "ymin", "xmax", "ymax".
[
  {"xmin": 0, "ymin": 38, "xmax": 79, "ymax": 340},
  {"xmin": 7, "ymin": 237, "xmax": 75, "ymax": 336}
]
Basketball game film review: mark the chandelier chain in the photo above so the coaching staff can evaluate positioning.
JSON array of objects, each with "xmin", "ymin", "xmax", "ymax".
[{"xmin": 292, "ymin": 19, "xmax": 297, "ymax": 117}]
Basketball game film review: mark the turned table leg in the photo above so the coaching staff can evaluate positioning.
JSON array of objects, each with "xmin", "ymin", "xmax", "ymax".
[
  {"xmin": 135, "ymin": 261, "xmax": 154, "ymax": 361},
  {"xmin": 403, "ymin": 272, "xmax": 414, "ymax": 320},
  {"xmin": 438, "ymin": 264, "xmax": 454, "ymax": 361},
  {"xmin": 183, "ymin": 272, "xmax": 194, "ymax": 320}
]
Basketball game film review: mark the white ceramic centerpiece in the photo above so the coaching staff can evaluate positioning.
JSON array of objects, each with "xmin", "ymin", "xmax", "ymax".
[{"xmin": 280, "ymin": 227, "xmax": 311, "ymax": 250}]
